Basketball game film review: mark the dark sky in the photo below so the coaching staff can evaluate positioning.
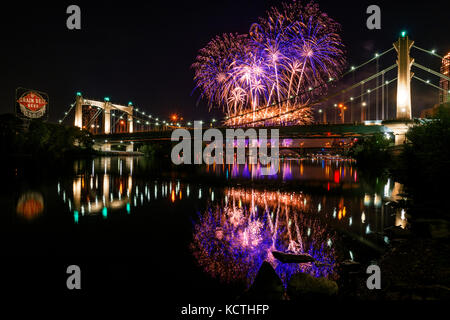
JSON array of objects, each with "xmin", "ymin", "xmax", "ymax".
[{"xmin": 1, "ymin": 0, "xmax": 449, "ymax": 123}]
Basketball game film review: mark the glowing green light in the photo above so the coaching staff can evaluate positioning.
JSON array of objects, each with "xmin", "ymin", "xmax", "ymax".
[
  {"xmin": 104, "ymin": 97, "xmax": 110, "ymax": 102},
  {"xmin": 102, "ymin": 207, "xmax": 107, "ymax": 218},
  {"xmin": 76, "ymin": 92, "xmax": 82, "ymax": 96},
  {"xmin": 128, "ymin": 101, "xmax": 133, "ymax": 106},
  {"xmin": 401, "ymin": 31, "xmax": 406, "ymax": 37},
  {"xmin": 74, "ymin": 210, "xmax": 79, "ymax": 224},
  {"xmin": 126, "ymin": 203, "xmax": 131, "ymax": 214}
]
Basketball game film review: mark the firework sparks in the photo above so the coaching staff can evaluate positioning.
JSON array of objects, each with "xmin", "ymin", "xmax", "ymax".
[
  {"xmin": 192, "ymin": 1, "xmax": 346, "ymax": 126},
  {"xmin": 190, "ymin": 188, "xmax": 337, "ymax": 287}
]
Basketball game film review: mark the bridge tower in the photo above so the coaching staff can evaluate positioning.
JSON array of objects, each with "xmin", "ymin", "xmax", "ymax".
[
  {"xmin": 74, "ymin": 93, "xmax": 134, "ymax": 134},
  {"xmin": 393, "ymin": 33, "xmax": 414, "ymax": 119},
  {"xmin": 74, "ymin": 93, "xmax": 83, "ymax": 128}
]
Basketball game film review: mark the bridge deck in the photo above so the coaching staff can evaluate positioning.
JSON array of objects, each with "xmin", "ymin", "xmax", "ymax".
[{"xmin": 93, "ymin": 124, "xmax": 392, "ymax": 142}]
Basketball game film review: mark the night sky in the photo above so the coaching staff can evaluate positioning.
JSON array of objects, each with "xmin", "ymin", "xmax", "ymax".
[{"xmin": 1, "ymin": 0, "xmax": 449, "ymax": 123}]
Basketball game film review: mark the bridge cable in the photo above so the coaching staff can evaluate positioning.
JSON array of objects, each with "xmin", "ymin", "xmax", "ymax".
[
  {"xmin": 413, "ymin": 45, "xmax": 450, "ymax": 61},
  {"xmin": 412, "ymin": 75, "xmax": 449, "ymax": 92},
  {"xmin": 412, "ymin": 62, "xmax": 450, "ymax": 82},
  {"xmin": 223, "ymin": 47, "xmax": 395, "ymax": 122},
  {"xmin": 339, "ymin": 77, "xmax": 397, "ymax": 107},
  {"xmin": 231, "ymin": 64, "xmax": 398, "ymax": 127},
  {"xmin": 58, "ymin": 102, "xmax": 76, "ymax": 124}
]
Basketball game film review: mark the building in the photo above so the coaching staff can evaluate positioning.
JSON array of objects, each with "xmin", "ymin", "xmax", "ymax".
[{"xmin": 439, "ymin": 52, "xmax": 450, "ymax": 104}]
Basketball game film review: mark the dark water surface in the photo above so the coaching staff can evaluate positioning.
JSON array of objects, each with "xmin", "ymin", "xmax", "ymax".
[{"xmin": 0, "ymin": 156, "xmax": 406, "ymax": 299}]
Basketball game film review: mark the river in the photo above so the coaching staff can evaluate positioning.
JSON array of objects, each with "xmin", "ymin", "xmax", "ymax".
[{"xmin": 1, "ymin": 155, "xmax": 406, "ymax": 298}]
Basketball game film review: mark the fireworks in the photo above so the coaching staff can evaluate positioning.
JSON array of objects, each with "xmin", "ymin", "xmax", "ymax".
[
  {"xmin": 192, "ymin": 1, "xmax": 346, "ymax": 126},
  {"xmin": 190, "ymin": 188, "xmax": 337, "ymax": 287}
]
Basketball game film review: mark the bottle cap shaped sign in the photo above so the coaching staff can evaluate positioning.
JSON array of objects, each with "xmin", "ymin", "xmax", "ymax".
[{"xmin": 16, "ymin": 88, "xmax": 49, "ymax": 119}]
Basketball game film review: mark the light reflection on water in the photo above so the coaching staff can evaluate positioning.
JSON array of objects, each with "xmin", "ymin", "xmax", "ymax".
[
  {"xmin": 203, "ymin": 156, "xmax": 358, "ymax": 182},
  {"xmin": 46, "ymin": 156, "xmax": 407, "ymax": 286},
  {"xmin": 191, "ymin": 188, "xmax": 337, "ymax": 287}
]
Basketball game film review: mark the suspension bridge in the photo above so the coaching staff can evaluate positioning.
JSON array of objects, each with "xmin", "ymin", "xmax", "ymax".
[{"xmin": 58, "ymin": 34, "xmax": 450, "ymax": 151}]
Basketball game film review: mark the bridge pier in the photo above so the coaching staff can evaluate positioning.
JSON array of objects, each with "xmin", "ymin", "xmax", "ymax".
[
  {"xmin": 383, "ymin": 122, "xmax": 412, "ymax": 145},
  {"xmin": 93, "ymin": 142, "xmax": 136, "ymax": 152},
  {"xmin": 93, "ymin": 143, "xmax": 111, "ymax": 152}
]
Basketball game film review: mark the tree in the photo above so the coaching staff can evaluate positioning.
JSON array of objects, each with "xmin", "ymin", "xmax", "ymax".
[
  {"xmin": 348, "ymin": 133, "xmax": 393, "ymax": 169},
  {"xmin": 397, "ymin": 104, "xmax": 450, "ymax": 207}
]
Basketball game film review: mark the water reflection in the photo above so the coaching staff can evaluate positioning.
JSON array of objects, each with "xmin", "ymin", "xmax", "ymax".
[
  {"xmin": 16, "ymin": 191, "xmax": 44, "ymax": 220},
  {"xmin": 204, "ymin": 157, "xmax": 358, "ymax": 185},
  {"xmin": 191, "ymin": 188, "xmax": 337, "ymax": 288},
  {"xmin": 50, "ymin": 156, "xmax": 408, "ymax": 287}
]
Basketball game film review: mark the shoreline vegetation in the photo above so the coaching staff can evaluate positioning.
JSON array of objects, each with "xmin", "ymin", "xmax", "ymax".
[
  {"xmin": 0, "ymin": 113, "xmax": 95, "ymax": 160},
  {"xmin": 344, "ymin": 104, "xmax": 450, "ymax": 300}
]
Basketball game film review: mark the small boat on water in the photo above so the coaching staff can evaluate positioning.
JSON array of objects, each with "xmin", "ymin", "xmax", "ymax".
[{"xmin": 271, "ymin": 251, "xmax": 315, "ymax": 263}]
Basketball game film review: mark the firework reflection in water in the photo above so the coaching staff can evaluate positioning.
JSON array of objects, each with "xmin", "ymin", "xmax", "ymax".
[
  {"xmin": 191, "ymin": 188, "xmax": 337, "ymax": 288},
  {"xmin": 192, "ymin": 1, "xmax": 346, "ymax": 126}
]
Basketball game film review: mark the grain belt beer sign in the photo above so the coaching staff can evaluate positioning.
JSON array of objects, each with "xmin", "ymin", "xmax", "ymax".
[{"xmin": 16, "ymin": 87, "xmax": 49, "ymax": 119}]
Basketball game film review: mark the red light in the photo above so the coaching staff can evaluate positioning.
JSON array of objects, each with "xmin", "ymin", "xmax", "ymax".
[{"xmin": 334, "ymin": 170, "xmax": 340, "ymax": 183}]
